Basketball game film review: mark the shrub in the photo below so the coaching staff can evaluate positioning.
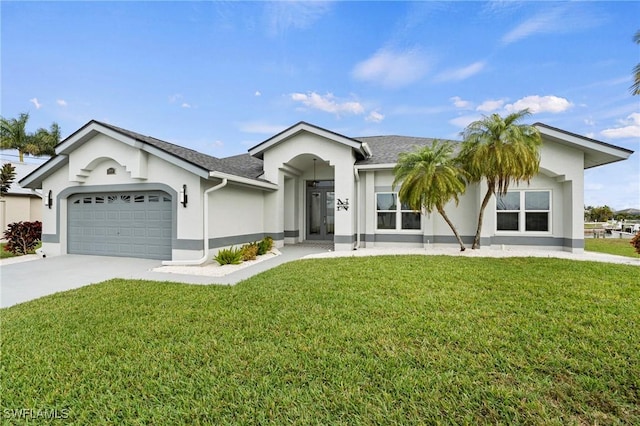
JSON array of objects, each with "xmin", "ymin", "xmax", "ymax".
[
  {"xmin": 240, "ymin": 243, "xmax": 258, "ymax": 261},
  {"xmin": 257, "ymin": 237, "xmax": 273, "ymax": 256},
  {"xmin": 214, "ymin": 247, "xmax": 243, "ymax": 265},
  {"xmin": 631, "ymin": 231, "xmax": 640, "ymax": 254},
  {"xmin": 2, "ymin": 221, "xmax": 42, "ymax": 255}
]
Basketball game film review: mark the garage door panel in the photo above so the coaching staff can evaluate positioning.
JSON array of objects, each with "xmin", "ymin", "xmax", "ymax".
[{"xmin": 68, "ymin": 191, "xmax": 172, "ymax": 260}]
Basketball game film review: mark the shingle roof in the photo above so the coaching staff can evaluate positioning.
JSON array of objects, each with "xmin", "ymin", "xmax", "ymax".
[
  {"xmin": 96, "ymin": 121, "xmax": 227, "ymax": 171},
  {"xmin": 216, "ymin": 153, "xmax": 265, "ymax": 179},
  {"xmin": 96, "ymin": 121, "xmax": 267, "ymax": 180},
  {"xmin": 99, "ymin": 121, "xmax": 461, "ymax": 173},
  {"xmin": 353, "ymin": 135, "xmax": 458, "ymax": 165}
]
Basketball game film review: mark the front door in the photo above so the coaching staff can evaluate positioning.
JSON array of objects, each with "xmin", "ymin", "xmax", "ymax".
[{"xmin": 306, "ymin": 181, "xmax": 334, "ymax": 240}]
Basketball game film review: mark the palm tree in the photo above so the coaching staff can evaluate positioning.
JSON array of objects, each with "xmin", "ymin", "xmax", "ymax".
[
  {"xmin": 30, "ymin": 122, "xmax": 60, "ymax": 156},
  {"xmin": 0, "ymin": 113, "xmax": 60, "ymax": 161},
  {"xmin": 393, "ymin": 140, "xmax": 467, "ymax": 251},
  {"xmin": 458, "ymin": 109, "xmax": 541, "ymax": 249},
  {"xmin": 632, "ymin": 30, "xmax": 640, "ymax": 95},
  {"xmin": 0, "ymin": 113, "xmax": 30, "ymax": 162}
]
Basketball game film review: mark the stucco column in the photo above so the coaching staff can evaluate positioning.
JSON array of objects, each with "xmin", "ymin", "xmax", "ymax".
[
  {"xmin": 333, "ymin": 155, "xmax": 356, "ymax": 251},
  {"xmin": 262, "ymin": 154, "xmax": 285, "ymax": 247}
]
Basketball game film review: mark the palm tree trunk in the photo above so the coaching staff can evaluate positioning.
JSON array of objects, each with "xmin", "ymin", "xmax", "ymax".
[
  {"xmin": 18, "ymin": 150, "xmax": 24, "ymax": 162},
  {"xmin": 472, "ymin": 185, "xmax": 494, "ymax": 249},
  {"xmin": 437, "ymin": 205, "xmax": 466, "ymax": 251}
]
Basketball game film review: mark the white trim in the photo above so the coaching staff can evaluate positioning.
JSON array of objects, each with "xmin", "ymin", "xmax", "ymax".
[
  {"xmin": 209, "ymin": 171, "xmax": 278, "ymax": 190},
  {"xmin": 249, "ymin": 122, "xmax": 366, "ymax": 159},
  {"xmin": 18, "ymin": 155, "xmax": 68, "ymax": 189},
  {"xmin": 535, "ymin": 124, "xmax": 633, "ymax": 169},
  {"xmin": 354, "ymin": 163, "xmax": 396, "ymax": 171}
]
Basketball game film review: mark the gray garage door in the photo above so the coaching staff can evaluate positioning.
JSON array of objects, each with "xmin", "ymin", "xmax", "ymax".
[{"xmin": 68, "ymin": 191, "xmax": 172, "ymax": 260}]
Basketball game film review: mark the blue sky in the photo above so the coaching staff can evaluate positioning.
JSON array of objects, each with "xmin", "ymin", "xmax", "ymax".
[{"xmin": 2, "ymin": 1, "xmax": 639, "ymax": 210}]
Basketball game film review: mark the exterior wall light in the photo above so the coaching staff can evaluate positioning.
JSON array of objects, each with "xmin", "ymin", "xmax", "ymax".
[
  {"xmin": 44, "ymin": 190, "xmax": 53, "ymax": 209},
  {"xmin": 180, "ymin": 184, "xmax": 188, "ymax": 207}
]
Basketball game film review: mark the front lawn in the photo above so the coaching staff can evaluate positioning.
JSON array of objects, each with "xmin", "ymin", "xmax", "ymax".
[
  {"xmin": 2, "ymin": 256, "xmax": 639, "ymax": 424},
  {"xmin": 585, "ymin": 236, "xmax": 639, "ymax": 258}
]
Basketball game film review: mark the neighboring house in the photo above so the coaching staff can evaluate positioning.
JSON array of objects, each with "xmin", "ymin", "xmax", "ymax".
[
  {"xmin": 20, "ymin": 120, "xmax": 633, "ymax": 261},
  {"xmin": 1, "ymin": 162, "xmax": 43, "ymax": 236}
]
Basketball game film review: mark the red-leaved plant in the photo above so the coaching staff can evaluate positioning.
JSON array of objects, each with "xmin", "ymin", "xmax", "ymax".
[
  {"xmin": 3, "ymin": 221, "xmax": 42, "ymax": 255},
  {"xmin": 631, "ymin": 231, "xmax": 640, "ymax": 255}
]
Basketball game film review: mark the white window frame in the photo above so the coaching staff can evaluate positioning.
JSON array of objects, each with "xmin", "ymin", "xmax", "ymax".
[
  {"xmin": 375, "ymin": 192, "xmax": 422, "ymax": 232},
  {"xmin": 496, "ymin": 190, "xmax": 552, "ymax": 234}
]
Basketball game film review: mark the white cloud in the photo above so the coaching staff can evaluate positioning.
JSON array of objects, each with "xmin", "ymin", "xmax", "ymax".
[
  {"xmin": 181, "ymin": 103, "xmax": 191, "ymax": 108},
  {"xmin": 501, "ymin": 5, "xmax": 603, "ymax": 45},
  {"xmin": 436, "ymin": 61, "xmax": 486, "ymax": 82},
  {"xmin": 600, "ymin": 112, "xmax": 640, "ymax": 139},
  {"xmin": 352, "ymin": 48, "xmax": 430, "ymax": 88},
  {"xmin": 29, "ymin": 98, "xmax": 42, "ymax": 109},
  {"xmin": 449, "ymin": 114, "xmax": 481, "ymax": 129},
  {"xmin": 450, "ymin": 96, "xmax": 472, "ymax": 109},
  {"xmin": 476, "ymin": 99, "xmax": 506, "ymax": 112},
  {"xmin": 238, "ymin": 121, "xmax": 287, "ymax": 134},
  {"xmin": 290, "ymin": 92, "xmax": 365, "ymax": 116},
  {"xmin": 56, "ymin": 99, "xmax": 67, "ymax": 107},
  {"xmin": 365, "ymin": 111, "xmax": 385, "ymax": 123},
  {"xmin": 255, "ymin": 91, "xmax": 262, "ymax": 97},
  {"xmin": 504, "ymin": 95, "xmax": 572, "ymax": 114}
]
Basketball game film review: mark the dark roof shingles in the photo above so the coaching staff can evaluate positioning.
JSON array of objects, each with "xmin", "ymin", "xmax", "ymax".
[
  {"xmin": 98, "ymin": 121, "xmax": 454, "ymax": 177},
  {"xmin": 354, "ymin": 135, "xmax": 457, "ymax": 165},
  {"xmin": 97, "ymin": 121, "xmax": 265, "ymax": 179}
]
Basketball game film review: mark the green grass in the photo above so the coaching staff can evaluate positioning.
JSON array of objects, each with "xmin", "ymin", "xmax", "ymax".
[
  {"xmin": 0, "ymin": 242, "xmax": 17, "ymax": 259},
  {"xmin": 0, "ymin": 241, "xmax": 42, "ymax": 259},
  {"xmin": 585, "ymin": 236, "xmax": 639, "ymax": 258},
  {"xmin": 2, "ymin": 256, "xmax": 639, "ymax": 424}
]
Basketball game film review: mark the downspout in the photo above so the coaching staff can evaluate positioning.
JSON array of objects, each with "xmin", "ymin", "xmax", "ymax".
[
  {"xmin": 161, "ymin": 178, "xmax": 228, "ymax": 266},
  {"xmin": 354, "ymin": 167, "xmax": 360, "ymax": 250}
]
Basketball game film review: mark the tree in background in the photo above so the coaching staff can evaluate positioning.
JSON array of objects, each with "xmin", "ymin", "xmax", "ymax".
[
  {"xmin": 393, "ymin": 140, "xmax": 468, "ymax": 251},
  {"xmin": 632, "ymin": 30, "xmax": 640, "ymax": 95},
  {"xmin": 0, "ymin": 163, "xmax": 16, "ymax": 196},
  {"xmin": 30, "ymin": 122, "xmax": 60, "ymax": 157},
  {"xmin": 458, "ymin": 110, "xmax": 542, "ymax": 249},
  {"xmin": 585, "ymin": 205, "xmax": 614, "ymax": 222},
  {"xmin": 0, "ymin": 113, "xmax": 59, "ymax": 162}
]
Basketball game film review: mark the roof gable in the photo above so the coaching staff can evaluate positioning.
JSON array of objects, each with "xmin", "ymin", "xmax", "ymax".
[
  {"xmin": 534, "ymin": 123, "xmax": 633, "ymax": 169},
  {"xmin": 249, "ymin": 121, "xmax": 370, "ymax": 160},
  {"xmin": 21, "ymin": 121, "xmax": 271, "ymax": 189}
]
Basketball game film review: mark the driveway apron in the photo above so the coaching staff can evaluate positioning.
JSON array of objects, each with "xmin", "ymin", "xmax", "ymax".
[{"xmin": 1, "ymin": 255, "xmax": 162, "ymax": 308}]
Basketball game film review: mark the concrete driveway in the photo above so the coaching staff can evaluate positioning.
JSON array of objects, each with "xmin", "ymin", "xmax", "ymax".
[{"xmin": 0, "ymin": 254, "xmax": 214, "ymax": 309}]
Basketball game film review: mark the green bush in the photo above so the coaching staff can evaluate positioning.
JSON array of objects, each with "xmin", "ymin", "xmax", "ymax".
[
  {"xmin": 240, "ymin": 243, "xmax": 258, "ymax": 261},
  {"xmin": 214, "ymin": 247, "xmax": 243, "ymax": 265},
  {"xmin": 257, "ymin": 236, "xmax": 274, "ymax": 255}
]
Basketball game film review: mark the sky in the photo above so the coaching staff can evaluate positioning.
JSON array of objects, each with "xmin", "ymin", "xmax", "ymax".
[{"xmin": 2, "ymin": 1, "xmax": 639, "ymax": 210}]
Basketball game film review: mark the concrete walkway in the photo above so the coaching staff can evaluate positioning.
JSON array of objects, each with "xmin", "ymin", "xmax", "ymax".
[{"xmin": 0, "ymin": 244, "xmax": 332, "ymax": 308}]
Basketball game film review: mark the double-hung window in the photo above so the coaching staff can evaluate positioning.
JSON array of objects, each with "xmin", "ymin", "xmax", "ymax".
[
  {"xmin": 376, "ymin": 193, "xmax": 421, "ymax": 230},
  {"xmin": 496, "ymin": 190, "xmax": 550, "ymax": 232}
]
